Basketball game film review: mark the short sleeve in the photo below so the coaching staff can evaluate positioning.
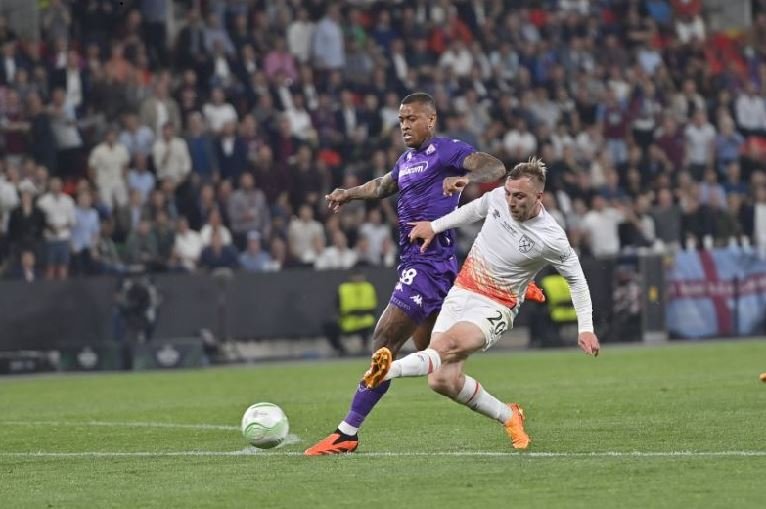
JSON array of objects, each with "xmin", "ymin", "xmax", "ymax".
[
  {"xmin": 442, "ymin": 138, "xmax": 476, "ymax": 171},
  {"xmin": 390, "ymin": 152, "xmax": 405, "ymax": 182}
]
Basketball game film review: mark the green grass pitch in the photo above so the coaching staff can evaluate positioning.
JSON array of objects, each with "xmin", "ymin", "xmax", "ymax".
[{"xmin": 2, "ymin": 340, "xmax": 765, "ymax": 508}]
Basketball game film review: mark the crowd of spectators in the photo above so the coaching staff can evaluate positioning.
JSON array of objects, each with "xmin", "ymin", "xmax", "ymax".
[{"xmin": 1, "ymin": 0, "xmax": 766, "ymax": 282}]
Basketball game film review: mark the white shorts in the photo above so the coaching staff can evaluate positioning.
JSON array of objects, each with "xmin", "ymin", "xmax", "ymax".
[{"xmin": 433, "ymin": 287, "xmax": 518, "ymax": 350}]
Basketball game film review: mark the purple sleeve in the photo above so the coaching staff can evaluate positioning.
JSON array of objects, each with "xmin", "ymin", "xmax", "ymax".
[
  {"xmin": 443, "ymin": 139, "xmax": 476, "ymax": 171},
  {"xmin": 391, "ymin": 156, "xmax": 401, "ymax": 181}
]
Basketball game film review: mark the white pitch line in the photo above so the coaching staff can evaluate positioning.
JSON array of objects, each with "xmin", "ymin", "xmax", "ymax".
[
  {"xmin": 0, "ymin": 420, "xmax": 240, "ymax": 431},
  {"xmin": 1, "ymin": 450, "xmax": 765, "ymax": 458}
]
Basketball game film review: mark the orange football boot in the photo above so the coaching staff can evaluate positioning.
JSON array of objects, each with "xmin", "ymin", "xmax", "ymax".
[
  {"xmin": 304, "ymin": 432, "xmax": 359, "ymax": 456},
  {"xmin": 525, "ymin": 282, "xmax": 545, "ymax": 303},
  {"xmin": 504, "ymin": 403, "xmax": 531, "ymax": 450},
  {"xmin": 362, "ymin": 347, "xmax": 392, "ymax": 389}
]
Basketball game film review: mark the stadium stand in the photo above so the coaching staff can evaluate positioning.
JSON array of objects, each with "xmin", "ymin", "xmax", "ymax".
[{"xmin": 0, "ymin": 0, "xmax": 764, "ymax": 282}]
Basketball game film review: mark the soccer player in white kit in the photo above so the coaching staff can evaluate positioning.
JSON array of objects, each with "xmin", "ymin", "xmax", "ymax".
[{"xmin": 361, "ymin": 157, "xmax": 600, "ymax": 449}]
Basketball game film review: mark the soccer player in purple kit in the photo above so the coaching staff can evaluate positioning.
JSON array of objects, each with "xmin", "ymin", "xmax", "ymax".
[{"xmin": 304, "ymin": 92, "xmax": 508, "ymax": 455}]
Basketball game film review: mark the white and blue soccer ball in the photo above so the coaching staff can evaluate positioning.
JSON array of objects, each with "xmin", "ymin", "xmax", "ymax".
[{"xmin": 241, "ymin": 402, "xmax": 289, "ymax": 449}]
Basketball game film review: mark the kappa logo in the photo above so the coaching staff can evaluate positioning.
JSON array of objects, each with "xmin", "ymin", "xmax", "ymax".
[
  {"xmin": 395, "ymin": 282, "xmax": 403, "ymax": 291},
  {"xmin": 492, "ymin": 208, "xmax": 500, "ymax": 219},
  {"xmin": 518, "ymin": 234, "xmax": 535, "ymax": 253},
  {"xmin": 426, "ymin": 143, "xmax": 435, "ymax": 155},
  {"xmin": 406, "ymin": 152, "xmax": 413, "ymax": 161},
  {"xmin": 410, "ymin": 294, "xmax": 423, "ymax": 307}
]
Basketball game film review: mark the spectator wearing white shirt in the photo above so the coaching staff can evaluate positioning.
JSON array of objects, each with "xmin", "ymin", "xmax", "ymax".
[
  {"xmin": 684, "ymin": 110, "xmax": 716, "ymax": 178},
  {"xmin": 358, "ymin": 208, "xmax": 392, "ymax": 266},
  {"xmin": 88, "ymin": 127, "xmax": 130, "ymax": 210},
  {"xmin": 389, "ymin": 38, "xmax": 409, "ymax": 85},
  {"xmin": 203, "ymin": 87, "xmax": 238, "ymax": 134},
  {"xmin": 285, "ymin": 93, "xmax": 317, "ymax": 143},
  {"xmin": 753, "ymin": 185, "xmax": 766, "ymax": 257},
  {"xmin": 581, "ymin": 195, "xmax": 624, "ymax": 257},
  {"xmin": 675, "ymin": 11, "xmax": 705, "ymax": 44},
  {"xmin": 315, "ymin": 230, "xmax": 358, "ymax": 270},
  {"xmin": 438, "ymin": 39, "xmax": 474, "ymax": 78},
  {"xmin": 199, "ymin": 207, "xmax": 232, "ymax": 247},
  {"xmin": 152, "ymin": 122, "xmax": 191, "ymax": 186},
  {"xmin": 37, "ymin": 177, "xmax": 76, "ymax": 279},
  {"xmin": 0, "ymin": 167, "xmax": 19, "ymax": 231},
  {"xmin": 503, "ymin": 119, "xmax": 537, "ymax": 161},
  {"xmin": 172, "ymin": 216, "xmax": 203, "ymax": 271},
  {"xmin": 735, "ymin": 82, "xmax": 766, "ymax": 138},
  {"xmin": 288, "ymin": 204, "xmax": 324, "ymax": 264},
  {"xmin": 287, "ymin": 7, "xmax": 314, "ymax": 64}
]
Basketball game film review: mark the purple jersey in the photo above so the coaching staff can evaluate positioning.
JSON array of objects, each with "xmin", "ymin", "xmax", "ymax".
[{"xmin": 391, "ymin": 137, "xmax": 475, "ymax": 261}]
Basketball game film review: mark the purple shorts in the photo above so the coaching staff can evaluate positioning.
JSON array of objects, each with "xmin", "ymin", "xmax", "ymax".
[{"xmin": 389, "ymin": 257, "xmax": 458, "ymax": 324}]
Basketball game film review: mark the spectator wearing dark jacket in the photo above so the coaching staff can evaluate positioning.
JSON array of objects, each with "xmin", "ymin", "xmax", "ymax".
[{"xmin": 215, "ymin": 121, "xmax": 248, "ymax": 183}]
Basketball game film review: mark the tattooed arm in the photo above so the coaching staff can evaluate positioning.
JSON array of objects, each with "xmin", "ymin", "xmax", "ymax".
[
  {"xmin": 443, "ymin": 152, "xmax": 506, "ymax": 196},
  {"xmin": 325, "ymin": 172, "xmax": 398, "ymax": 213}
]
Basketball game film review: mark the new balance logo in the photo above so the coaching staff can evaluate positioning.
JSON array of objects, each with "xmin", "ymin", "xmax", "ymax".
[{"xmin": 410, "ymin": 294, "xmax": 423, "ymax": 307}]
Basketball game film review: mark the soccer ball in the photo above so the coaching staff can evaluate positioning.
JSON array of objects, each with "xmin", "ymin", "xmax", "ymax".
[{"xmin": 241, "ymin": 402, "xmax": 289, "ymax": 449}]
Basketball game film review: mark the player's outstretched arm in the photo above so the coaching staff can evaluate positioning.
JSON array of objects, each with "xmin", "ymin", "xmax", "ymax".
[
  {"xmin": 325, "ymin": 172, "xmax": 398, "ymax": 213},
  {"xmin": 443, "ymin": 152, "xmax": 506, "ymax": 196}
]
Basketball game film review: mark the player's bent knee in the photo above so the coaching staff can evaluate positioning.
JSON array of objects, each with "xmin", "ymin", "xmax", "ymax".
[{"xmin": 431, "ymin": 333, "xmax": 471, "ymax": 363}]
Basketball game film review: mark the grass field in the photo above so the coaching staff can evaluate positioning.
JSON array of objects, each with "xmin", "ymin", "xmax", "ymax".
[{"xmin": 2, "ymin": 340, "xmax": 765, "ymax": 508}]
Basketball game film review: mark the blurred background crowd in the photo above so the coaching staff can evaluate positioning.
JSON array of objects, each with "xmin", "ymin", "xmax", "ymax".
[{"xmin": 1, "ymin": 0, "xmax": 766, "ymax": 281}]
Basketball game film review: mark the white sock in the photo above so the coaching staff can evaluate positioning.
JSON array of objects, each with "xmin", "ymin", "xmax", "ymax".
[
  {"xmin": 454, "ymin": 375, "xmax": 512, "ymax": 424},
  {"xmin": 337, "ymin": 421, "xmax": 358, "ymax": 436},
  {"xmin": 384, "ymin": 348, "xmax": 442, "ymax": 380}
]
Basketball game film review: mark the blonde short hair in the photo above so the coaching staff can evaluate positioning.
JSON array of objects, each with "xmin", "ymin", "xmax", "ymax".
[{"xmin": 507, "ymin": 156, "xmax": 547, "ymax": 187}]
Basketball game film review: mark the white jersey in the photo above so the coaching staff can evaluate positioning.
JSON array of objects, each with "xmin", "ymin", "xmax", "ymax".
[{"xmin": 431, "ymin": 187, "xmax": 593, "ymax": 332}]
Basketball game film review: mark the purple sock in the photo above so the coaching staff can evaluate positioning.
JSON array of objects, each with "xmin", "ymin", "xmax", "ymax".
[{"xmin": 341, "ymin": 380, "xmax": 391, "ymax": 431}]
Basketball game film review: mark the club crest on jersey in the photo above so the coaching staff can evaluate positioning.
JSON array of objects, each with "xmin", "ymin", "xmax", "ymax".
[
  {"xmin": 426, "ymin": 143, "xmax": 435, "ymax": 155},
  {"xmin": 492, "ymin": 208, "xmax": 500, "ymax": 219},
  {"xmin": 400, "ymin": 161, "xmax": 429, "ymax": 177},
  {"xmin": 406, "ymin": 152, "xmax": 413, "ymax": 161},
  {"xmin": 518, "ymin": 234, "xmax": 535, "ymax": 253}
]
